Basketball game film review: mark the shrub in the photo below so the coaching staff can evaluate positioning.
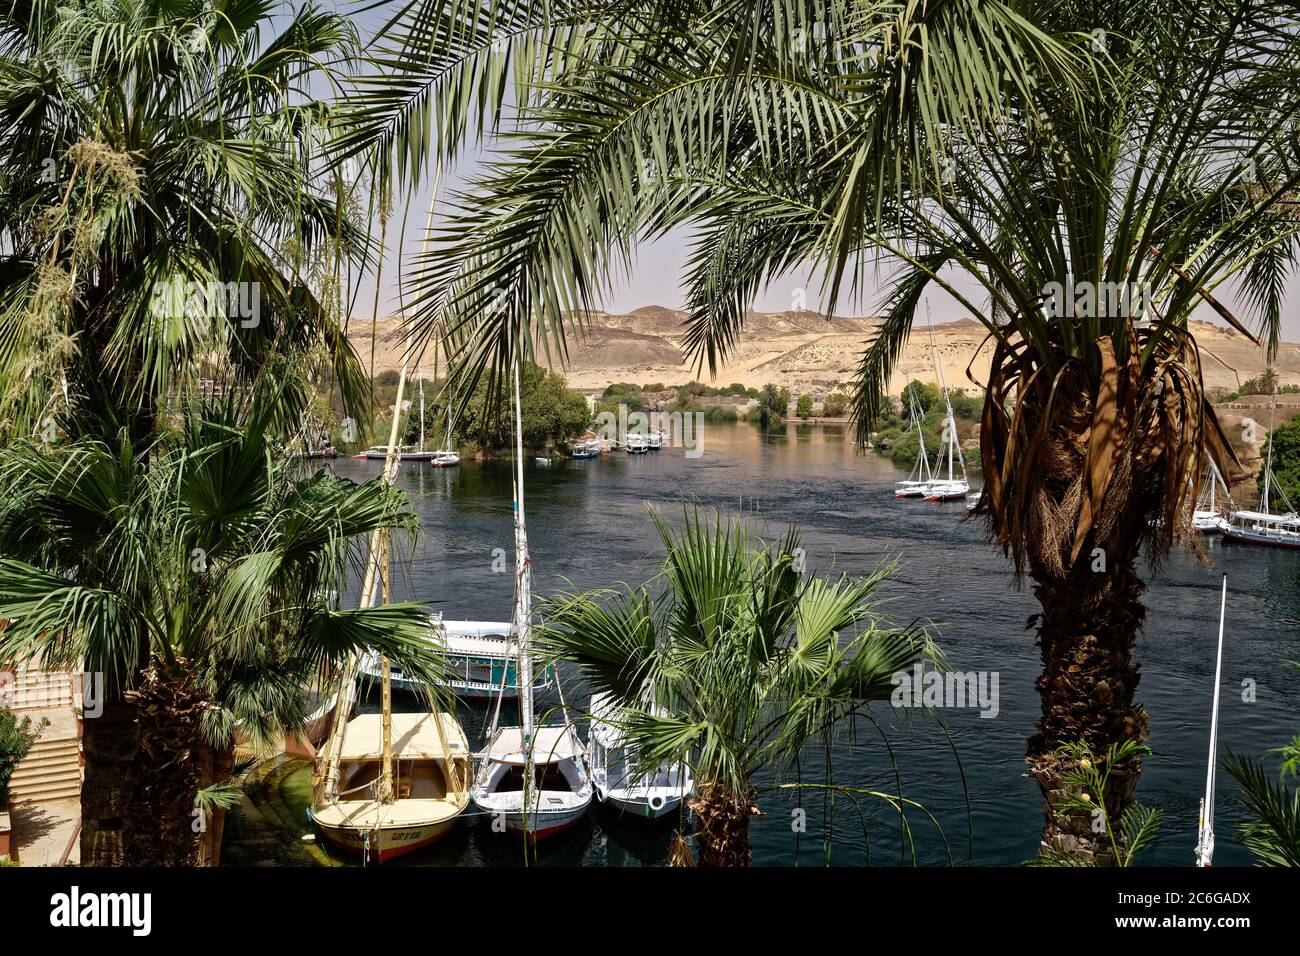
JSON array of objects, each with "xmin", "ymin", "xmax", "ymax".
[{"xmin": 0, "ymin": 707, "xmax": 46, "ymax": 806}]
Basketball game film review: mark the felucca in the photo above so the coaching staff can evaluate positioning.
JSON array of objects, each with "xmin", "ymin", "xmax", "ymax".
[
  {"xmin": 921, "ymin": 320, "xmax": 969, "ymax": 502},
  {"xmin": 311, "ymin": 361, "xmax": 471, "ymax": 862},
  {"xmin": 1192, "ymin": 453, "xmax": 1233, "ymax": 534},
  {"xmin": 472, "ymin": 360, "xmax": 593, "ymax": 838},
  {"xmin": 893, "ymin": 390, "xmax": 933, "ymax": 498}
]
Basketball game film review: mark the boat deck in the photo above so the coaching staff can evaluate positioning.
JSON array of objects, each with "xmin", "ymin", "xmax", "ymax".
[{"xmin": 313, "ymin": 795, "xmax": 468, "ymax": 829}]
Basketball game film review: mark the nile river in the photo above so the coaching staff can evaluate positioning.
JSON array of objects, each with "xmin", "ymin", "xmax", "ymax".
[{"xmin": 227, "ymin": 422, "xmax": 1300, "ymax": 866}]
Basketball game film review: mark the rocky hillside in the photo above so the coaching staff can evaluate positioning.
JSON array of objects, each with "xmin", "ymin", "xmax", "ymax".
[{"xmin": 349, "ymin": 307, "xmax": 1300, "ymax": 398}]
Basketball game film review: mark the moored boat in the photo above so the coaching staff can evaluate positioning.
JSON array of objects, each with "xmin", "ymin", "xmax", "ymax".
[
  {"xmin": 358, "ymin": 617, "xmax": 550, "ymax": 699},
  {"xmin": 588, "ymin": 692, "xmax": 692, "ymax": 821},
  {"xmin": 311, "ymin": 712, "xmax": 471, "ymax": 862},
  {"xmin": 1222, "ymin": 393, "xmax": 1300, "ymax": 548},
  {"xmin": 312, "ymin": 363, "xmax": 472, "ymax": 863},
  {"xmin": 471, "ymin": 360, "xmax": 592, "ymax": 839},
  {"xmin": 624, "ymin": 432, "xmax": 650, "ymax": 454}
]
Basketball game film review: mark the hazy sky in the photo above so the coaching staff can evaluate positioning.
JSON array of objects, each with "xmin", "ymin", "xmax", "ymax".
[{"xmin": 339, "ymin": 2, "xmax": 1300, "ymax": 359}]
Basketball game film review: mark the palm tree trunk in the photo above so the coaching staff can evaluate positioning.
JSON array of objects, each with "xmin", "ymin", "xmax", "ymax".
[
  {"xmin": 79, "ymin": 692, "xmax": 138, "ymax": 865},
  {"xmin": 122, "ymin": 662, "xmax": 207, "ymax": 866},
  {"xmin": 1028, "ymin": 559, "xmax": 1149, "ymax": 864},
  {"xmin": 687, "ymin": 783, "xmax": 754, "ymax": 867}
]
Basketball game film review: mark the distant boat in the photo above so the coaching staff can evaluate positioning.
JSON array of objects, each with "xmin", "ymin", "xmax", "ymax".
[
  {"xmin": 1222, "ymin": 393, "xmax": 1300, "ymax": 548},
  {"xmin": 647, "ymin": 428, "xmax": 664, "ymax": 450},
  {"xmin": 1192, "ymin": 454, "xmax": 1232, "ymax": 534},
  {"xmin": 358, "ymin": 617, "xmax": 550, "ymax": 700},
  {"xmin": 300, "ymin": 445, "xmax": 339, "ymax": 460},
  {"xmin": 429, "ymin": 389, "xmax": 460, "ymax": 468},
  {"xmin": 571, "ymin": 438, "xmax": 600, "ymax": 459},
  {"xmin": 625, "ymin": 432, "xmax": 650, "ymax": 454},
  {"xmin": 588, "ymin": 691, "xmax": 692, "ymax": 821},
  {"xmin": 472, "ymin": 361, "xmax": 593, "ymax": 839},
  {"xmin": 352, "ymin": 444, "xmax": 440, "ymax": 462},
  {"xmin": 921, "ymin": 323, "xmax": 970, "ymax": 502},
  {"xmin": 894, "ymin": 391, "xmax": 932, "ymax": 498}
]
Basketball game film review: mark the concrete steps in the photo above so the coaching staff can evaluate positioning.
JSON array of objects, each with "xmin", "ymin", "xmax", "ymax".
[{"xmin": 9, "ymin": 735, "xmax": 82, "ymax": 803}]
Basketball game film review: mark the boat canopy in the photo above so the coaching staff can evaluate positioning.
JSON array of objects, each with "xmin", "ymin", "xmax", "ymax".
[
  {"xmin": 486, "ymin": 726, "xmax": 583, "ymax": 765},
  {"xmin": 1230, "ymin": 510, "xmax": 1300, "ymax": 524},
  {"xmin": 338, "ymin": 713, "xmax": 467, "ymax": 761}
]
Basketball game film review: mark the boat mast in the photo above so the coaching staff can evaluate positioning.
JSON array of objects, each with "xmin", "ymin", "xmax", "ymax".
[
  {"xmin": 1262, "ymin": 389, "xmax": 1276, "ymax": 516},
  {"xmin": 319, "ymin": 160, "xmax": 444, "ymax": 808},
  {"xmin": 418, "ymin": 375, "xmax": 426, "ymax": 454},
  {"xmin": 511, "ymin": 359, "xmax": 535, "ymax": 806},
  {"xmin": 1196, "ymin": 574, "xmax": 1228, "ymax": 867},
  {"xmin": 927, "ymin": 303, "xmax": 966, "ymax": 482},
  {"xmin": 320, "ymin": 362, "xmax": 410, "ymax": 805}
]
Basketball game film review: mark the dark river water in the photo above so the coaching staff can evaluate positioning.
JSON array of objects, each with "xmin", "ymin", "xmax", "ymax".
[{"xmin": 235, "ymin": 421, "xmax": 1300, "ymax": 867}]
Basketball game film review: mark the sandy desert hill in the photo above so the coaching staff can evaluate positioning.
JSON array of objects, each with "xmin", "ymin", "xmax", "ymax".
[{"xmin": 349, "ymin": 307, "xmax": 1300, "ymax": 398}]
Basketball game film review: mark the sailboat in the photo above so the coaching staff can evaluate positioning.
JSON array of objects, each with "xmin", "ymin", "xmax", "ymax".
[
  {"xmin": 1222, "ymin": 393, "xmax": 1300, "ymax": 548},
  {"xmin": 1192, "ymin": 454, "xmax": 1233, "ymax": 534},
  {"xmin": 311, "ymin": 366, "xmax": 472, "ymax": 862},
  {"xmin": 354, "ymin": 376, "xmax": 444, "ymax": 462},
  {"xmin": 894, "ymin": 392, "xmax": 933, "ymax": 498},
  {"xmin": 588, "ymin": 692, "xmax": 693, "ymax": 821},
  {"xmin": 1195, "ymin": 575, "xmax": 1229, "ymax": 867},
  {"xmin": 472, "ymin": 361, "xmax": 593, "ymax": 838},
  {"xmin": 430, "ymin": 394, "xmax": 460, "ymax": 468},
  {"xmin": 921, "ymin": 324, "xmax": 970, "ymax": 502}
]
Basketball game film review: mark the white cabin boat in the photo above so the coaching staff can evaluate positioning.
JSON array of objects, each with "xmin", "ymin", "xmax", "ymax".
[
  {"xmin": 625, "ymin": 432, "xmax": 650, "ymax": 454},
  {"xmin": 473, "ymin": 726, "xmax": 593, "ymax": 837},
  {"xmin": 571, "ymin": 438, "xmax": 600, "ymax": 459},
  {"xmin": 358, "ymin": 617, "xmax": 549, "ymax": 699},
  {"xmin": 588, "ymin": 692, "xmax": 692, "ymax": 821},
  {"xmin": 352, "ymin": 444, "xmax": 439, "ymax": 462}
]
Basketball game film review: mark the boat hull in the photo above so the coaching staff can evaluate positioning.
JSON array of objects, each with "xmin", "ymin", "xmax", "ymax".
[
  {"xmin": 313, "ymin": 813, "xmax": 459, "ymax": 863},
  {"xmin": 1221, "ymin": 523, "xmax": 1300, "ymax": 548},
  {"xmin": 471, "ymin": 800, "xmax": 590, "ymax": 839},
  {"xmin": 601, "ymin": 791, "xmax": 685, "ymax": 821}
]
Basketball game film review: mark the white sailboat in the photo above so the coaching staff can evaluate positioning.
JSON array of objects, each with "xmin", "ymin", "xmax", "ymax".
[
  {"xmin": 894, "ymin": 391, "xmax": 933, "ymax": 498},
  {"xmin": 1222, "ymin": 393, "xmax": 1300, "ymax": 548},
  {"xmin": 312, "ymin": 364, "xmax": 471, "ymax": 863},
  {"xmin": 472, "ymin": 361, "xmax": 593, "ymax": 839},
  {"xmin": 588, "ymin": 691, "xmax": 693, "ymax": 821},
  {"xmin": 1195, "ymin": 574, "xmax": 1229, "ymax": 867},
  {"xmin": 430, "ymin": 394, "xmax": 460, "ymax": 468},
  {"xmin": 921, "ymin": 322, "xmax": 970, "ymax": 502},
  {"xmin": 1192, "ymin": 454, "xmax": 1233, "ymax": 533}
]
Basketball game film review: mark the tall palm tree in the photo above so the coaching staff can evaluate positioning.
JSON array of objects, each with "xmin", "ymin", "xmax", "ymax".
[
  {"xmin": 0, "ymin": 393, "xmax": 442, "ymax": 864},
  {"xmin": 355, "ymin": 0, "xmax": 1300, "ymax": 861},
  {"xmin": 0, "ymin": 0, "xmax": 376, "ymax": 439},
  {"xmin": 536, "ymin": 509, "xmax": 934, "ymax": 866},
  {"xmin": 0, "ymin": 0, "xmax": 386, "ymax": 864}
]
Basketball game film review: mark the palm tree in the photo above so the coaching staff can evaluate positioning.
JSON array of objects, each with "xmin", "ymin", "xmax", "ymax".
[
  {"xmin": 358, "ymin": 0, "xmax": 1300, "ymax": 861},
  {"xmin": 0, "ymin": 0, "xmax": 385, "ymax": 864},
  {"xmin": 0, "ymin": 394, "xmax": 443, "ymax": 865},
  {"xmin": 536, "ymin": 509, "xmax": 934, "ymax": 866},
  {"xmin": 0, "ymin": 0, "xmax": 375, "ymax": 440}
]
